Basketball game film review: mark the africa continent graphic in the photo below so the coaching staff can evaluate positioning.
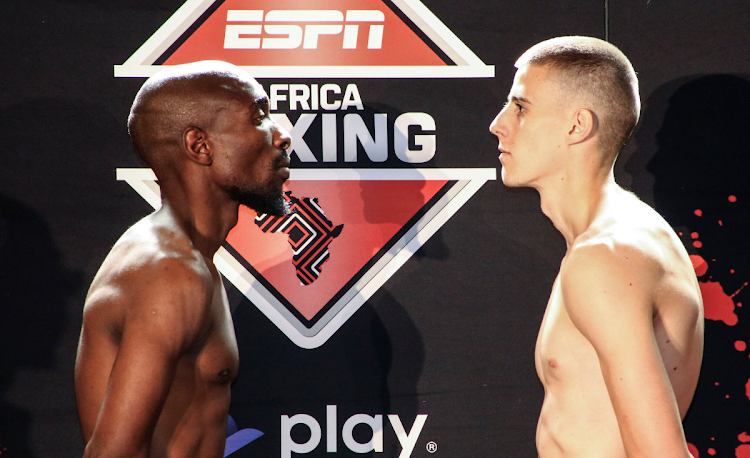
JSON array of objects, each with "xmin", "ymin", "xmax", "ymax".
[{"xmin": 255, "ymin": 191, "xmax": 343, "ymax": 285}]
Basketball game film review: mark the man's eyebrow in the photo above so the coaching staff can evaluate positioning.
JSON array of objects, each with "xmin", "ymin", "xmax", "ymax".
[
  {"xmin": 253, "ymin": 95, "xmax": 269, "ymax": 107},
  {"xmin": 511, "ymin": 95, "xmax": 532, "ymax": 105}
]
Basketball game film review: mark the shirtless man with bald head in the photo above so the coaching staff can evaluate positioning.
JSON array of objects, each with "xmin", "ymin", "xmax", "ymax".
[
  {"xmin": 490, "ymin": 37, "xmax": 703, "ymax": 457},
  {"xmin": 75, "ymin": 61, "xmax": 291, "ymax": 458}
]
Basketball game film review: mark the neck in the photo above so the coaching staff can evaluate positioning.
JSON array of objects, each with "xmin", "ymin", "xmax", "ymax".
[
  {"xmin": 536, "ymin": 156, "xmax": 618, "ymax": 247},
  {"xmin": 156, "ymin": 173, "xmax": 240, "ymax": 258}
]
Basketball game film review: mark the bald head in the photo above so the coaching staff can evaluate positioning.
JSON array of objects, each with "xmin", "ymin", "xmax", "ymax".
[
  {"xmin": 516, "ymin": 36, "xmax": 640, "ymax": 159},
  {"xmin": 128, "ymin": 61, "xmax": 265, "ymax": 174}
]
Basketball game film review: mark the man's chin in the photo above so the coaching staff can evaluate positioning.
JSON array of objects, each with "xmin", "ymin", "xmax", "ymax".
[
  {"xmin": 247, "ymin": 195, "xmax": 289, "ymax": 216},
  {"xmin": 229, "ymin": 187, "xmax": 289, "ymax": 216}
]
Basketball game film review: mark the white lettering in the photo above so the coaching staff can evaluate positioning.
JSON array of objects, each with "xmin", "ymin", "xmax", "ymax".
[
  {"xmin": 388, "ymin": 414, "xmax": 428, "ymax": 458},
  {"xmin": 367, "ymin": 25, "xmax": 384, "ymax": 49},
  {"xmin": 320, "ymin": 84, "xmax": 342, "ymax": 111},
  {"xmin": 270, "ymin": 84, "xmax": 288, "ymax": 111},
  {"xmin": 271, "ymin": 113, "xmax": 317, "ymax": 162},
  {"xmin": 341, "ymin": 84, "xmax": 364, "ymax": 110},
  {"xmin": 262, "ymin": 24, "xmax": 302, "ymax": 49},
  {"xmin": 346, "ymin": 10, "xmax": 385, "ymax": 49},
  {"xmin": 342, "ymin": 414, "xmax": 383, "ymax": 453},
  {"xmin": 344, "ymin": 113, "xmax": 387, "ymax": 162},
  {"xmin": 223, "ymin": 25, "xmax": 261, "ymax": 49},
  {"xmin": 303, "ymin": 24, "xmax": 344, "ymax": 49},
  {"xmin": 311, "ymin": 84, "xmax": 319, "ymax": 110},
  {"xmin": 326, "ymin": 405, "xmax": 337, "ymax": 452},
  {"xmin": 224, "ymin": 10, "xmax": 385, "ymax": 50},
  {"xmin": 280, "ymin": 407, "xmax": 427, "ymax": 457},
  {"xmin": 289, "ymin": 84, "xmax": 310, "ymax": 111},
  {"xmin": 322, "ymin": 114, "xmax": 337, "ymax": 162},
  {"xmin": 269, "ymin": 108, "xmax": 436, "ymax": 164},
  {"xmin": 342, "ymin": 24, "xmax": 359, "ymax": 49},
  {"xmin": 394, "ymin": 112, "xmax": 436, "ymax": 163},
  {"xmin": 272, "ymin": 84, "xmax": 365, "ymax": 112},
  {"xmin": 281, "ymin": 414, "xmax": 321, "ymax": 458}
]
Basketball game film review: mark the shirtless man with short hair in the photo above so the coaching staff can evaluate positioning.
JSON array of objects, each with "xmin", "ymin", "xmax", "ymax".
[
  {"xmin": 489, "ymin": 37, "xmax": 704, "ymax": 457},
  {"xmin": 75, "ymin": 61, "xmax": 291, "ymax": 458}
]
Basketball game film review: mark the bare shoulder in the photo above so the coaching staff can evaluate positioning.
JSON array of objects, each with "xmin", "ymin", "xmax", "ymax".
[
  {"xmin": 83, "ymin": 216, "xmax": 215, "ymax": 345},
  {"xmin": 566, "ymin": 191, "xmax": 692, "ymax": 282},
  {"xmin": 561, "ymin": 190, "xmax": 700, "ymax": 332}
]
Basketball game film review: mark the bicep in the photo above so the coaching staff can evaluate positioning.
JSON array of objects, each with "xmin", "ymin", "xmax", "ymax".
[
  {"xmin": 562, "ymin": 247, "xmax": 690, "ymax": 457},
  {"xmin": 85, "ymin": 327, "xmax": 181, "ymax": 457},
  {"xmin": 83, "ymin": 263, "xmax": 211, "ymax": 457}
]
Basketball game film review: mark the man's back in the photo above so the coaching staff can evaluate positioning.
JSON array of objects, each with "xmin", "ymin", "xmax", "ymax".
[
  {"xmin": 535, "ymin": 188, "xmax": 704, "ymax": 457},
  {"xmin": 75, "ymin": 210, "xmax": 239, "ymax": 458}
]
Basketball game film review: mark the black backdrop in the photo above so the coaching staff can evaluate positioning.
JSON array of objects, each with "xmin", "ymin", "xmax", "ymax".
[{"xmin": 1, "ymin": 0, "xmax": 749, "ymax": 457}]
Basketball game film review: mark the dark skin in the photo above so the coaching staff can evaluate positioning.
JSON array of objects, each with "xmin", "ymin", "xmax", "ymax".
[{"xmin": 75, "ymin": 61, "xmax": 291, "ymax": 458}]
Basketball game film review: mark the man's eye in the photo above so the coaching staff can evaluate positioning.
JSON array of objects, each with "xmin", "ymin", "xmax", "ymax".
[
  {"xmin": 516, "ymin": 103, "xmax": 526, "ymax": 114},
  {"xmin": 254, "ymin": 109, "xmax": 267, "ymax": 124}
]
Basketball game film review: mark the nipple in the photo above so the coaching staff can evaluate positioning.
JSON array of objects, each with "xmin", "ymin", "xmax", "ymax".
[
  {"xmin": 218, "ymin": 369, "xmax": 229, "ymax": 378},
  {"xmin": 548, "ymin": 358, "xmax": 558, "ymax": 369}
]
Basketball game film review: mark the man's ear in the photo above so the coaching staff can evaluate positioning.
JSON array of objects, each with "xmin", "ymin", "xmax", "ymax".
[
  {"xmin": 567, "ymin": 108, "xmax": 598, "ymax": 145},
  {"xmin": 183, "ymin": 127, "xmax": 212, "ymax": 165}
]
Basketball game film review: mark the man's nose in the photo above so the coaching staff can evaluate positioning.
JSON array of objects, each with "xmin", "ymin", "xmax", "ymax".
[
  {"xmin": 489, "ymin": 110, "xmax": 507, "ymax": 139},
  {"xmin": 274, "ymin": 123, "xmax": 292, "ymax": 151}
]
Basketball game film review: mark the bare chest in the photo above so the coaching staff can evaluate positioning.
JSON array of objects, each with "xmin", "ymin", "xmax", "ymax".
[
  {"xmin": 535, "ymin": 277, "xmax": 600, "ymax": 386},
  {"xmin": 181, "ymin": 284, "xmax": 239, "ymax": 386}
]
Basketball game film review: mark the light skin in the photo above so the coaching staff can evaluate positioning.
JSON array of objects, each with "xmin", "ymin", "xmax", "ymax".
[
  {"xmin": 489, "ymin": 63, "xmax": 703, "ymax": 458},
  {"xmin": 75, "ymin": 62, "xmax": 292, "ymax": 458}
]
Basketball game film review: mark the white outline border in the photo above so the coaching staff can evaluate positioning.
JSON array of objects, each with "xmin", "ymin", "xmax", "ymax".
[
  {"xmin": 113, "ymin": 0, "xmax": 494, "ymax": 79},
  {"xmin": 117, "ymin": 167, "xmax": 496, "ymax": 348}
]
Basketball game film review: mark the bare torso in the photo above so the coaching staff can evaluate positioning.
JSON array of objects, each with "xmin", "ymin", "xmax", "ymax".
[
  {"xmin": 75, "ymin": 212, "xmax": 239, "ymax": 458},
  {"xmin": 534, "ymin": 191, "xmax": 703, "ymax": 457}
]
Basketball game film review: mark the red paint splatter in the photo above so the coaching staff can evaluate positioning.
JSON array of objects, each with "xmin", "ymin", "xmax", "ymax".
[
  {"xmin": 729, "ymin": 195, "xmax": 738, "ymax": 202},
  {"xmin": 739, "ymin": 302, "xmax": 744, "ymax": 308},
  {"xmin": 688, "ymin": 442, "xmax": 699, "ymax": 457},
  {"xmin": 733, "ymin": 283, "xmax": 749, "ymax": 298},
  {"xmin": 691, "ymin": 255, "xmax": 709, "ymax": 277},
  {"xmin": 679, "ymin": 231, "xmax": 684, "ymax": 236},
  {"xmin": 727, "ymin": 394, "xmax": 731, "ymax": 398},
  {"xmin": 746, "ymin": 378, "xmax": 750, "ymax": 401},
  {"xmin": 719, "ymin": 220, "xmax": 723, "ymax": 226},
  {"xmin": 737, "ymin": 341, "xmax": 748, "ymax": 351},
  {"xmin": 700, "ymin": 281, "xmax": 739, "ymax": 325},
  {"xmin": 709, "ymin": 448, "xmax": 716, "ymax": 455},
  {"xmin": 693, "ymin": 241, "xmax": 703, "ymax": 248},
  {"xmin": 695, "ymin": 209, "xmax": 703, "ymax": 216},
  {"xmin": 739, "ymin": 432, "xmax": 750, "ymax": 443},
  {"xmin": 737, "ymin": 444, "xmax": 750, "ymax": 458},
  {"xmin": 716, "ymin": 382, "xmax": 721, "ymax": 386},
  {"xmin": 732, "ymin": 269, "xmax": 736, "ymax": 274},
  {"xmin": 691, "ymin": 232, "xmax": 700, "ymax": 239}
]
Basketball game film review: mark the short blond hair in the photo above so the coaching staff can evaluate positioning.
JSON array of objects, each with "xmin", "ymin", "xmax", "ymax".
[{"xmin": 516, "ymin": 36, "xmax": 640, "ymax": 158}]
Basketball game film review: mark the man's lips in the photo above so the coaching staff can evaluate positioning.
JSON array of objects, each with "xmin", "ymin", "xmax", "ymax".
[{"xmin": 276, "ymin": 157, "xmax": 291, "ymax": 179}]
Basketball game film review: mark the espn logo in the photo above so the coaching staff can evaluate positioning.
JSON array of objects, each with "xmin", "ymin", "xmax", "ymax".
[{"xmin": 224, "ymin": 10, "xmax": 385, "ymax": 50}]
